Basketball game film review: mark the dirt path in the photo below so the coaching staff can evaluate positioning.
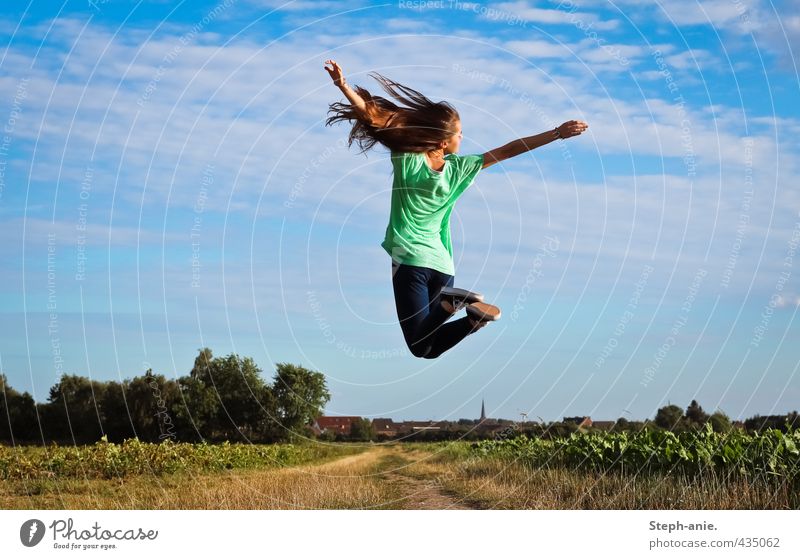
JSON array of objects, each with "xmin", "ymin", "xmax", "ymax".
[
  {"xmin": 280, "ymin": 445, "xmax": 478, "ymax": 509},
  {"xmin": 374, "ymin": 446, "xmax": 479, "ymax": 510},
  {"xmin": 2, "ymin": 445, "xmax": 482, "ymax": 510},
  {"xmin": 379, "ymin": 469, "xmax": 475, "ymax": 509}
]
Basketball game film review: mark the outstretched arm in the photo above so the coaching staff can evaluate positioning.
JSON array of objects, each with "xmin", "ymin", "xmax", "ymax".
[
  {"xmin": 324, "ymin": 59, "xmax": 390, "ymax": 128},
  {"xmin": 481, "ymin": 120, "xmax": 588, "ymax": 169}
]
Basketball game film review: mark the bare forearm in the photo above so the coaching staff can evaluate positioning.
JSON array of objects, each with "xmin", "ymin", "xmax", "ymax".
[
  {"xmin": 482, "ymin": 121, "xmax": 587, "ymax": 169},
  {"xmin": 337, "ymin": 82, "xmax": 368, "ymax": 116},
  {"xmin": 501, "ymin": 129, "xmax": 559, "ymax": 159},
  {"xmin": 326, "ymin": 59, "xmax": 367, "ymax": 112}
]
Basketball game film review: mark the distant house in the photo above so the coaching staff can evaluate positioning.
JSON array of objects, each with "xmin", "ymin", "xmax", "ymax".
[
  {"xmin": 312, "ymin": 416, "xmax": 361, "ymax": 436},
  {"xmin": 372, "ymin": 418, "xmax": 400, "ymax": 437},
  {"xmin": 396, "ymin": 420, "xmax": 444, "ymax": 434},
  {"xmin": 563, "ymin": 416, "xmax": 593, "ymax": 428}
]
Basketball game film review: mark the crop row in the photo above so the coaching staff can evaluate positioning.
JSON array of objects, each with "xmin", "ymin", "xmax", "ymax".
[
  {"xmin": 469, "ymin": 425, "xmax": 800, "ymax": 479},
  {"xmin": 0, "ymin": 436, "xmax": 354, "ymax": 479}
]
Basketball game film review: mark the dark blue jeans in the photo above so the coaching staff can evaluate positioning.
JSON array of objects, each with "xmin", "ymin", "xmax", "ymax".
[{"xmin": 391, "ymin": 260, "xmax": 475, "ymax": 359}]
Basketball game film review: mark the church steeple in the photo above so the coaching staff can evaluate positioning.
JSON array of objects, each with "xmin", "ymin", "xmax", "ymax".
[{"xmin": 480, "ymin": 398, "xmax": 486, "ymax": 422}]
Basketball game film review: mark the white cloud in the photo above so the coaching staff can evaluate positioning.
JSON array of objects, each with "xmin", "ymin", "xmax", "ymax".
[
  {"xmin": 382, "ymin": 17, "xmax": 437, "ymax": 31},
  {"xmin": 505, "ymin": 39, "xmax": 574, "ymax": 58},
  {"xmin": 773, "ymin": 293, "xmax": 800, "ymax": 308},
  {"xmin": 653, "ymin": 0, "xmax": 748, "ymax": 27},
  {"xmin": 1, "ymin": 12, "xmax": 796, "ymax": 308},
  {"xmin": 244, "ymin": 0, "xmax": 366, "ymax": 11},
  {"xmin": 663, "ymin": 48, "xmax": 717, "ymax": 70},
  {"xmin": 0, "ymin": 218, "xmax": 183, "ymax": 248},
  {"xmin": 489, "ymin": 1, "xmax": 620, "ymax": 30},
  {"xmin": 582, "ymin": 0, "xmax": 798, "ymax": 71},
  {"xmin": 1, "ymin": 6, "xmax": 798, "ymax": 425}
]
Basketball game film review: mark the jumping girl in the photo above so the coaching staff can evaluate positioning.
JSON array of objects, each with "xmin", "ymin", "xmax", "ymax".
[{"xmin": 324, "ymin": 60, "xmax": 588, "ymax": 359}]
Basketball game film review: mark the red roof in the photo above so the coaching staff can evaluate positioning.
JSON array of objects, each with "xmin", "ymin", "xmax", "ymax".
[
  {"xmin": 315, "ymin": 416, "xmax": 361, "ymax": 434},
  {"xmin": 316, "ymin": 416, "xmax": 360, "ymax": 426}
]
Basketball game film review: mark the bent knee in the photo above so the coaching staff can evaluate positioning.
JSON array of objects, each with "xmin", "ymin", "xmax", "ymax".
[{"xmin": 409, "ymin": 342, "xmax": 434, "ymax": 359}]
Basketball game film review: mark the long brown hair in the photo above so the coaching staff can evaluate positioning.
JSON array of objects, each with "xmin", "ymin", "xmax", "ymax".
[{"xmin": 325, "ymin": 72, "xmax": 459, "ymax": 154}]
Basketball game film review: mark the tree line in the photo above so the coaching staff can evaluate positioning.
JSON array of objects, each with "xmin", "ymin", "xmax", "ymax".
[
  {"xmin": 3, "ymin": 355, "xmax": 797, "ymax": 445},
  {"xmin": 0, "ymin": 348, "xmax": 330, "ymax": 444},
  {"xmin": 335, "ymin": 401, "xmax": 799, "ymax": 443},
  {"xmin": 653, "ymin": 400, "xmax": 799, "ymax": 433}
]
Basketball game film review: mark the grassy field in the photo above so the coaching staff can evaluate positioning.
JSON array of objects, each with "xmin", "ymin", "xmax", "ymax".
[
  {"xmin": 412, "ymin": 427, "xmax": 800, "ymax": 509},
  {"xmin": 2, "ymin": 433, "xmax": 797, "ymax": 509},
  {"xmin": 402, "ymin": 442, "xmax": 798, "ymax": 509}
]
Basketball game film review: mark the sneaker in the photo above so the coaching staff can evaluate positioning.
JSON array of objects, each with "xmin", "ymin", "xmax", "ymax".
[
  {"xmin": 439, "ymin": 286, "xmax": 484, "ymax": 313},
  {"xmin": 466, "ymin": 301, "xmax": 501, "ymax": 322}
]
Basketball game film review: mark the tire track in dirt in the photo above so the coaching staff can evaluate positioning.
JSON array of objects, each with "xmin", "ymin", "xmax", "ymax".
[{"xmin": 376, "ymin": 446, "xmax": 480, "ymax": 510}]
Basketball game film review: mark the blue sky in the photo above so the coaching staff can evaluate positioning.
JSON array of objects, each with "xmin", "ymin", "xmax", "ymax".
[{"xmin": 1, "ymin": 0, "xmax": 799, "ymax": 423}]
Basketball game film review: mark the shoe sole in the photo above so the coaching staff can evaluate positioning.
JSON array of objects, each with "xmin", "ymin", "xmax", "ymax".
[
  {"xmin": 440, "ymin": 286, "xmax": 484, "ymax": 305},
  {"xmin": 466, "ymin": 302, "xmax": 502, "ymax": 321},
  {"xmin": 440, "ymin": 287, "xmax": 484, "ymax": 314}
]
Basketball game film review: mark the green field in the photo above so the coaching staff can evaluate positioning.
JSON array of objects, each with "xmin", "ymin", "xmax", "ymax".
[{"xmin": 2, "ymin": 427, "xmax": 798, "ymax": 509}]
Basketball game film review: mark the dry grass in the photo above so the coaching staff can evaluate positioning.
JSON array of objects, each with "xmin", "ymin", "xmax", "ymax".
[
  {"xmin": 370, "ymin": 445, "xmax": 479, "ymax": 509},
  {"xmin": 1, "ymin": 445, "xmax": 401, "ymax": 510},
  {"xmin": 400, "ymin": 446, "xmax": 797, "ymax": 509},
  {"xmin": 4, "ymin": 443, "xmax": 792, "ymax": 509}
]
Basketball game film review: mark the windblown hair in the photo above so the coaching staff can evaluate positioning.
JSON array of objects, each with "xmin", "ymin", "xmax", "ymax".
[{"xmin": 325, "ymin": 72, "xmax": 459, "ymax": 154}]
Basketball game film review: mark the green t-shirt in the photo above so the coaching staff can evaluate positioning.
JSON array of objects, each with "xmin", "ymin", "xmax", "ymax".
[{"xmin": 381, "ymin": 151, "xmax": 484, "ymax": 275}]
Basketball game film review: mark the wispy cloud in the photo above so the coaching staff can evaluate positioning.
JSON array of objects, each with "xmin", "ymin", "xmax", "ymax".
[
  {"xmin": 1, "ymin": 3, "xmax": 798, "ymax": 421},
  {"xmin": 490, "ymin": 1, "xmax": 620, "ymax": 30}
]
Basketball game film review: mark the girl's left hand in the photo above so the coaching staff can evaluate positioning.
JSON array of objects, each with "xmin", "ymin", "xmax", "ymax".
[
  {"xmin": 557, "ymin": 120, "xmax": 588, "ymax": 138},
  {"xmin": 324, "ymin": 59, "xmax": 346, "ymax": 87}
]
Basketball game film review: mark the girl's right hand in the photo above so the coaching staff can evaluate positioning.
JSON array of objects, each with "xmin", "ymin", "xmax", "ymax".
[
  {"xmin": 324, "ymin": 59, "xmax": 346, "ymax": 87},
  {"xmin": 556, "ymin": 120, "xmax": 589, "ymax": 138}
]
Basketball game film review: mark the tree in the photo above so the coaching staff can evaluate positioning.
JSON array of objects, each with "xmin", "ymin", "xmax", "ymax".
[
  {"xmin": 613, "ymin": 417, "xmax": 630, "ymax": 432},
  {"xmin": 0, "ymin": 374, "xmax": 38, "ymax": 442},
  {"xmin": 175, "ymin": 375, "xmax": 219, "ymax": 441},
  {"xmin": 685, "ymin": 400, "xmax": 709, "ymax": 427},
  {"xmin": 206, "ymin": 353, "xmax": 274, "ymax": 441},
  {"xmin": 99, "ymin": 380, "xmax": 136, "ymax": 442},
  {"xmin": 1, "ymin": 351, "xmax": 328, "ymax": 444},
  {"xmin": 629, "ymin": 420, "xmax": 650, "ymax": 433},
  {"xmin": 318, "ymin": 428, "xmax": 336, "ymax": 442},
  {"xmin": 654, "ymin": 404, "xmax": 684, "ymax": 431},
  {"xmin": 271, "ymin": 363, "xmax": 330, "ymax": 441},
  {"xmin": 744, "ymin": 413, "xmax": 796, "ymax": 433},
  {"xmin": 43, "ymin": 374, "xmax": 108, "ymax": 443},
  {"xmin": 94, "ymin": 371, "xmax": 183, "ymax": 443},
  {"xmin": 190, "ymin": 348, "xmax": 214, "ymax": 380},
  {"xmin": 349, "ymin": 418, "xmax": 374, "ymax": 441},
  {"xmin": 177, "ymin": 348, "xmax": 275, "ymax": 442},
  {"xmin": 708, "ymin": 411, "xmax": 732, "ymax": 433},
  {"xmin": 126, "ymin": 370, "xmax": 182, "ymax": 442}
]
